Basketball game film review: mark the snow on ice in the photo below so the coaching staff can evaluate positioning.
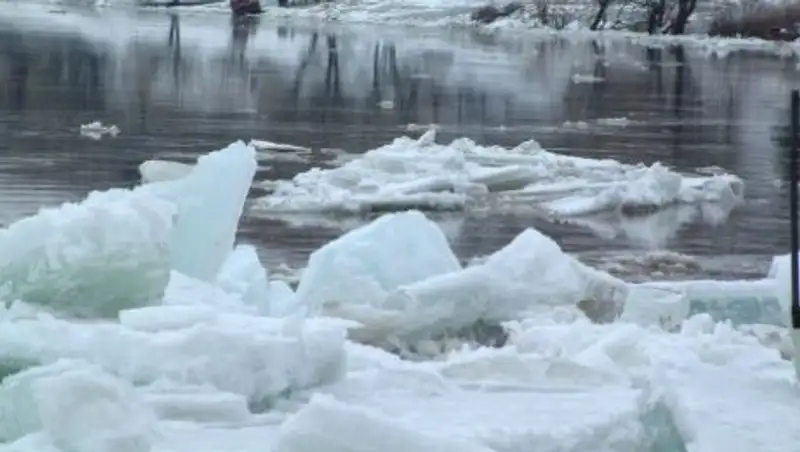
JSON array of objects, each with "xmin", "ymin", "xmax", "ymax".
[
  {"xmin": 253, "ymin": 129, "xmax": 744, "ymax": 216},
  {"xmin": 0, "ymin": 139, "xmax": 798, "ymax": 452}
]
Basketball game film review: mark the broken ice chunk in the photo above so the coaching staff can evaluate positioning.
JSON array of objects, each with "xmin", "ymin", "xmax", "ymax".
[
  {"xmin": 162, "ymin": 271, "xmax": 255, "ymax": 314},
  {"xmin": 0, "ymin": 314, "xmax": 348, "ymax": 404},
  {"xmin": 374, "ymin": 227, "xmax": 628, "ymax": 338},
  {"xmin": 621, "ymin": 285, "xmax": 689, "ymax": 331},
  {"xmin": 80, "ymin": 121, "xmax": 120, "ymax": 140},
  {"xmin": 149, "ymin": 141, "xmax": 257, "ymax": 282},
  {"xmin": 215, "ymin": 245, "xmax": 271, "ymax": 313},
  {"xmin": 0, "ymin": 360, "xmax": 157, "ymax": 451},
  {"xmin": 0, "ymin": 188, "xmax": 175, "ymax": 318},
  {"xmin": 140, "ymin": 387, "xmax": 251, "ymax": 424},
  {"xmin": 138, "ymin": 160, "xmax": 194, "ymax": 184},
  {"xmin": 33, "ymin": 363, "xmax": 156, "ymax": 452},
  {"xmin": 274, "ymin": 394, "xmax": 495, "ymax": 452},
  {"xmin": 268, "ymin": 280, "xmax": 298, "ymax": 317},
  {"xmin": 295, "ymin": 210, "xmax": 461, "ymax": 313}
]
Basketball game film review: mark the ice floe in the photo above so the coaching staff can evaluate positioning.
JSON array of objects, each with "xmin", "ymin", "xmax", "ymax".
[
  {"xmin": 0, "ymin": 139, "xmax": 798, "ymax": 452},
  {"xmin": 254, "ymin": 129, "xmax": 744, "ymax": 217}
]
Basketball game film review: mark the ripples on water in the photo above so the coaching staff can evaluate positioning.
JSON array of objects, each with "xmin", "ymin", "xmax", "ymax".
[{"xmin": 0, "ymin": 8, "xmax": 798, "ymax": 279}]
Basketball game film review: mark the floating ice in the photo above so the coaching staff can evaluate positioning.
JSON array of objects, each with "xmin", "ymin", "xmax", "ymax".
[
  {"xmin": 149, "ymin": 140, "xmax": 257, "ymax": 282},
  {"xmin": 0, "ymin": 187, "xmax": 175, "ymax": 318},
  {"xmin": 254, "ymin": 130, "xmax": 744, "ymax": 216},
  {"xmin": 138, "ymin": 160, "xmax": 194, "ymax": 184},
  {"xmin": 79, "ymin": 121, "xmax": 120, "ymax": 140},
  {"xmin": 0, "ymin": 129, "xmax": 794, "ymax": 452},
  {"xmin": 249, "ymin": 139, "xmax": 311, "ymax": 153},
  {"xmin": 296, "ymin": 210, "xmax": 462, "ymax": 314}
]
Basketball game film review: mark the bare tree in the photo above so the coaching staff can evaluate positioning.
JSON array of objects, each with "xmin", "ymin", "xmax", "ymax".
[{"xmin": 590, "ymin": 0, "xmax": 612, "ymax": 30}]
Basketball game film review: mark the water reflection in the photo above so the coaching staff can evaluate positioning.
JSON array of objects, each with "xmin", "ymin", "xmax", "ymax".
[{"xmin": 0, "ymin": 11, "xmax": 797, "ymax": 275}]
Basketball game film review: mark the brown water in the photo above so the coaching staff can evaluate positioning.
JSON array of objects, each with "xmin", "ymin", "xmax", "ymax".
[{"xmin": 1, "ymin": 8, "xmax": 799, "ymax": 280}]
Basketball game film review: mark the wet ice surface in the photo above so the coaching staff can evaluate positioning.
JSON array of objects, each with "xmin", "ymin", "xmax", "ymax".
[
  {"xmin": 0, "ymin": 6, "xmax": 798, "ymax": 281},
  {"xmin": 4, "ymin": 6, "xmax": 800, "ymax": 452}
]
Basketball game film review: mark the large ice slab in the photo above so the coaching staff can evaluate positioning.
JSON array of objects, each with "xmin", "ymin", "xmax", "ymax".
[
  {"xmin": 0, "ymin": 360, "xmax": 157, "ymax": 451},
  {"xmin": 149, "ymin": 140, "xmax": 257, "ymax": 282},
  {"xmin": 341, "ymin": 227, "xmax": 627, "ymax": 340},
  {"xmin": 303, "ymin": 365, "xmax": 647, "ymax": 452},
  {"xmin": 642, "ymin": 279, "xmax": 781, "ymax": 326},
  {"xmin": 0, "ymin": 312, "xmax": 347, "ymax": 404},
  {"xmin": 274, "ymin": 394, "xmax": 496, "ymax": 452},
  {"xmin": 663, "ymin": 367, "xmax": 800, "ymax": 452},
  {"xmin": 254, "ymin": 130, "xmax": 744, "ymax": 215},
  {"xmin": 295, "ymin": 210, "xmax": 462, "ymax": 314},
  {"xmin": 0, "ymin": 187, "xmax": 175, "ymax": 318},
  {"xmin": 504, "ymin": 311, "xmax": 799, "ymax": 451}
]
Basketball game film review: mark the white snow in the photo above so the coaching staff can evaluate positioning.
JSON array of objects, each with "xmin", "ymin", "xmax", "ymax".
[
  {"xmin": 0, "ymin": 139, "xmax": 798, "ymax": 452},
  {"xmin": 254, "ymin": 129, "xmax": 744, "ymax": 216}
]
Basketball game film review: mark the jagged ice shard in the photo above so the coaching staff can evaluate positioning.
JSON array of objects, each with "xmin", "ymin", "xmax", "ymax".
[
  {"xmin": 0, "ymin": 188, "xmax": 175, "ymax": 318},
  {"xmin": 0, "ymin": 140, "xmax": 257, "ymax": 318},
  {"xmin": 149, "ymin": 140, "xmax": 257, "ymax": 282}
]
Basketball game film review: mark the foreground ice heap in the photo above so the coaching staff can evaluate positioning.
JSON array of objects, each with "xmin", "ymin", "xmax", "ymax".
[{"xmin": 0, "ymin": 139, "xmax": 798, "ymax": 452}]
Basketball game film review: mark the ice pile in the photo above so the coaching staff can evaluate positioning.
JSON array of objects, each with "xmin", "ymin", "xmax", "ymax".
[
  {"xmin": 254, "ymin": 129, "xmax": 745, "ymax": 216},
  {"xmin": 0, "ymin": 139, "xmax": 798, "ymax": 452},
  {"xmin": 0, "ymin": 141, "xmax": 348, "ymax": 451}
]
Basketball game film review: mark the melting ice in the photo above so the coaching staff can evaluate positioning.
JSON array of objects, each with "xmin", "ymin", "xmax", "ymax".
[{"xmin": 0, "ymin": 138, "xmax": 798, "ymax": 452}]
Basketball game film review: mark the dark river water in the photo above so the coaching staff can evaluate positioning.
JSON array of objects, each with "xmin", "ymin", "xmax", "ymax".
[{"xmin": 1, "ymin": 6, "xmax": 799, "ymax": 280}]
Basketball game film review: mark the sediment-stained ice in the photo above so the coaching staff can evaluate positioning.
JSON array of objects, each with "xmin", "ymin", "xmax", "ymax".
[
  {"xmin": 295, "ymin": 210, "xmax": 462, "ymax": 314},
  {"xmin": 0, "ymin": 188, "xmax": 175, "ymax": 318}
]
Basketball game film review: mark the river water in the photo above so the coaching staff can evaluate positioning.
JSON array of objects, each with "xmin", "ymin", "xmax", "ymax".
[{"xmin": 1, "ymin": 7, "xmax": 799, "ymax": 280}]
